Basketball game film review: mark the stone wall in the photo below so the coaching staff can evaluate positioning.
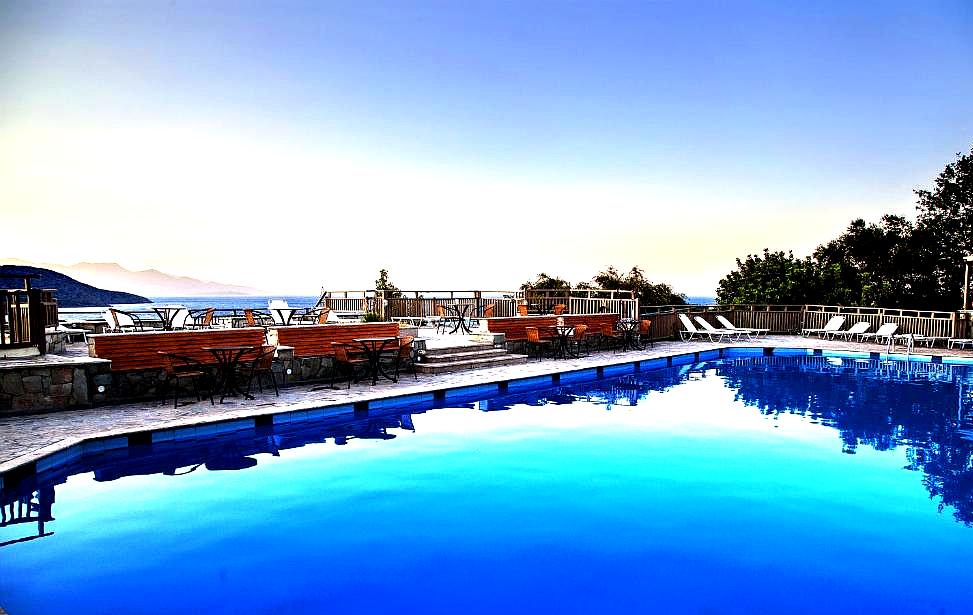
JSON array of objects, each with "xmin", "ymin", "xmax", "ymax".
[
  {"xmin": 0, "ymin": 347, "xmax": 339, "ymax": 414},
  {"xmin": 0, "ymin": 361, "xmax": 112, "ymax": 414}
]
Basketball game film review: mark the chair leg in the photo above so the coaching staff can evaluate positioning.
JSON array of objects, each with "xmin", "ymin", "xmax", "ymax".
[{"xmin": 267, "ymin": 370, "xmax": 279, "ymax": 396}]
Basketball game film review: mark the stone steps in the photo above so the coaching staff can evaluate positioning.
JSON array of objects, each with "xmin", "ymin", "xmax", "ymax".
[{"xmin": 416, "ymin": 343, "xmax": 527, "ymax": 374}]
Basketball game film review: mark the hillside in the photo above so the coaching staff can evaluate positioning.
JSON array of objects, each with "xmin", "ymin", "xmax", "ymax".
[
  {"xmin": 0, "ymin": 265, "xmax": 151, "ymax": 307},
  {"xmin": 1, "ymin": 258, "xmax": 264, "ymax": 296}
]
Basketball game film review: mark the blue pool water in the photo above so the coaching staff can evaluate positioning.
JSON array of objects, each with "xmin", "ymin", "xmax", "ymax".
[{"xmin": 3, "ymin": 354, "xmax": 973, "ymax": 613}]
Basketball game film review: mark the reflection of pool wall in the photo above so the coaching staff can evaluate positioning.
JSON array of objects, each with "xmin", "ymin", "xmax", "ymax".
[{"xmin": 6, "ymin": 347, "xmax": 973, "ymax": 517}]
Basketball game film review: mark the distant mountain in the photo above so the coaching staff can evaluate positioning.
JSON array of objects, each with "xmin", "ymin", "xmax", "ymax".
[
  {"xmin": 1, "ymin": 259, "xmax": 264, "ymax": 297},
  {"xmin": 0, "ymin": 265, "xmax": 151, "ymax": 308}
]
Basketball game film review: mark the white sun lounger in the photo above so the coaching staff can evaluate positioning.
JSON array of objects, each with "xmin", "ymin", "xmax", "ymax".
[
  {"xmin": 858, "ymin": 323, "xmax": 898, "ymax": 345},
  {"xmin": 827, "ymin": 321, "xmax": 870, "ymax": 341},
  {"xmin": 800, "ymin": 316, "xmax": 845, "ymax": 338},
  {"xmin": 715, "ymin": 315, "xmax": 768, "ymax": 338},
  {"xmin": 677, "ymin": 313, "xmax": 736, "ymax": 342},
  {"xmin": 694, "ymin": 316, "xmax": 743, "ymax": 341}
]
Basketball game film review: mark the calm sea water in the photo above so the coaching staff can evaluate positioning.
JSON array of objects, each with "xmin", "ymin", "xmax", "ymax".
[
  {"xmin": 2, "ymin": 355, "xmax": 973, "ymax": 613},
  {"xmin": 58, "ymin": 296, "xmax": 320, "ymax": 321}
]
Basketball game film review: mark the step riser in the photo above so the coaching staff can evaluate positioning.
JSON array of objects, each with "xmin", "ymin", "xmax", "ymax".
[
  {"xmin": 421, "ymin": 350, "xmax": 509, "ymax": 363},
  {"xmin": 421, "ymin": 345, "xmax": 497, "ymax": 357},
  {"xmin": 416, "ymin": 356, "xmax": 528, "ymax": 374}
]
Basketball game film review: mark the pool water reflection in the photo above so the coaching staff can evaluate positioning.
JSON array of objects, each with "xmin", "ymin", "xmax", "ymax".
[{"xmin": 2, "ymin": 355, "xmax": 973, "ymax": 614}]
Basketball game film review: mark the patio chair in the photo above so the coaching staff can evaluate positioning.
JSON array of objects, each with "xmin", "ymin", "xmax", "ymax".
[
  {"xmin": 638, "ymin": 319, "xmax": 653, "ymax": 347},
  {"xmin": 240, "ymin": 345, "xmax": 279, "ymax": 397},
  {"xmin": 858, "ymin": 323, "xmax": 899, "ymax": 345},
  {"xmin": 948, "ymin": 337, "xmax": 973, "ymax": 349},
  {"xmin": 187, "ymin": 307, "xmax": 215, "ymax": 329},
  {"xmin": 572, "ymin": 323, "xmax": 591, "ymax": 356},
  {"xmin": 599, "ymin": 322, "xmax": 624, "ymax": 351},
  {"xmin": 159, "ymin": 352, "xmax": 214, "ymax": 408},
  {"xmin": 107, "ymin": 308, "xmax": 146, "ymax": 333},
  {"xmin": 469, "ymin": 303, "xmax": 495, "ymax": 330},
  {"xmin": 694, "ymin": 316, "xmax": 743, "ymax": 341},
  {"xmin": 715, "ymin": 315, "xmax": 768, "ymax": 338},
  {"xmin": 525, "ymin": 326, "xmax": 553, "ymax": 360},
  {"xmin": 800, "ymin": 316, "xmax": 845, "ymax": 338},
  {"xmin": 827, "ymin": 321, "xmax": 870, "ymax": 341},
  {"xmin": 330, "ymin": 342, "xmax": 369, "ymax": 388},
  {"xmin": 391, "ymin": 335, "xmax": 418, "ymax": 380}
]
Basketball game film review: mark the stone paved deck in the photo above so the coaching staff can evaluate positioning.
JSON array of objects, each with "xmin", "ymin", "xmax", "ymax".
[{"xmin": 2, "ymin": 335, "xmax": 969, "ymax": 474}]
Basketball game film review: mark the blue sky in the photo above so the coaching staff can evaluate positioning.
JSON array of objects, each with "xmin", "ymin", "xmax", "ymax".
[{"xmin": 2, "ymin": 1, "xmax": 971, "ymax": 294}]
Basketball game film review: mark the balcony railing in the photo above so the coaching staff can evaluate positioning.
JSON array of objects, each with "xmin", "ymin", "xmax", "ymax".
[{"xmin": 1, "ymin": 274, "xmax": 57, "ymax": 355}]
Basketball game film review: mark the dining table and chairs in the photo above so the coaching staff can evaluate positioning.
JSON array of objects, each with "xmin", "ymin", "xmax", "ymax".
[{"xmin": 202, "ymin": 345, "xmax": 258, "ymax": 403}]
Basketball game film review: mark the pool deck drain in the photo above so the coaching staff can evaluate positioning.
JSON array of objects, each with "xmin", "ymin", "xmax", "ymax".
[{"xmin": 2, "ymin": 335, "xmax": 971, "ymax": 475}]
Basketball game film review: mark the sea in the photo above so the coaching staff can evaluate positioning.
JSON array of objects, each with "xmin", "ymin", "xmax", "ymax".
[
  {"xmin": 57, "ymin": 296, "xmax": 321, "ymax": 322},
  {"xmin": 58, "ymin": 295, "xmax": 718, "ymax": 322}
]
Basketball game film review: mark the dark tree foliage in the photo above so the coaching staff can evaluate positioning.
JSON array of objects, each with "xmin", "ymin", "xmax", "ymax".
[
  {"xmin": 520, "ymin": 267, "xmax": 686, "ymax": 305},
  {"xmin": 716, "ymin": 250, "xmax": 822, "ymax": 304},
  {"xmin": 374, "ymin": 269, "xmax": 402, "ymax": 298},
  {"xmin": 520, "ymin": 272, "xmax": 572, "ymax": 291},
  {"xmin": 718, "ymin": 144, "xmax": 973, "ymax": 309},
  {"xmin": 915, "ymin": 145, "xmax": 973, "ymax": 308},
  {"xmin": 592, "ymin": 266, "xmax": 686, "ymax": 306}
]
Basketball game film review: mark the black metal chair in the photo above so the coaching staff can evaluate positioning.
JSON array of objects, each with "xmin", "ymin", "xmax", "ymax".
[
  {"xmin": 525, "ymin": 326, "xmax": 553, "ymax": 360},
  {"xmin": 159, "ymin": 352, "xmax": 214, "ymax": 408},
  {"xmin": 241, "ymin": 345, "xmax": 279, "ymax": 397},
  {"xmin": 330, "ymin": 343, "xmax": 369, "ymax": 388}
]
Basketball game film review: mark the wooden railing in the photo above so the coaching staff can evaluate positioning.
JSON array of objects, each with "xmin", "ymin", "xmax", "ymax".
[
  {"xmin": 803, "ymin": 305, "xmax": 955, "ymax": 338},
  {"xmin": 318, "ymin": 289, "xmax": 638, "ymax": 320},
  {"xmin": 643, "ymin": 303, "xmax": 960, "ymax": 340},
  {"xmin": 1, "ymin": 275, "xmax": 55, "ymax": 355}
]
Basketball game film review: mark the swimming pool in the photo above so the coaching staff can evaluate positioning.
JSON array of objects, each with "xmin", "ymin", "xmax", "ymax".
[{"xmin": 2, "ymin": 352, "xmax": 973, "ymax": 613}]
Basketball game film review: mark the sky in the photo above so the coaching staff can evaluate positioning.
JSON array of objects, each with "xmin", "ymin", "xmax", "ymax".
[{"xmin": 2, "ymin": 1, "xmax": 971, "ymax": 296}]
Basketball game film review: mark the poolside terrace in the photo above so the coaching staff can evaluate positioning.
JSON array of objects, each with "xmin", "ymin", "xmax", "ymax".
[{"xmin": 4, "ymin": 332, "xmax": 973, "ymax": 480}]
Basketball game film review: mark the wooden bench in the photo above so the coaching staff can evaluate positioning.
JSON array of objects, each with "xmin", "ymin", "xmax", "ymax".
[
  {"xmin": 485, "ymin": 316, "xmax": 558, "ymax": 342},
  {"xmin": 272, "ymin": 322, "xmax": 401, "ymax": 358},
  {"xmin": 90, "ymin": 328, "xmax": 268, "ymax": 371},
  {"xmin": 485, "ymin": 314, "xmax": 622, "ymax": 343},
  {"xmin": 562, "ymin": 314, "xmax": 621, "ymax": 332}
]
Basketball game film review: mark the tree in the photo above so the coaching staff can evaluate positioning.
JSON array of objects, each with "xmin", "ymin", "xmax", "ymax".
[
  {"xmin": 520, "ymin": 272, "xmax": 571, "ymax": 291},
  {"xmin": 716, "ymin": 249, "xmax": 822, "ymax": 304},
  {"xmin": 717, "ymin": 144, "xmax": 973, "ymax": 309},
  {"xmin": 914, "ymin": 145, "xmax": 973, "ymax": 308},
  {"xmin": 374, "ymin": 269, "xmax": 402, "ymax": 298},
  {"xmin": 813, "ymin": 215, "xmax": 934, "ymax": 308},
  {"xmin": 592, "ymin": 266, "xmax": 686, "ymax": 306}
]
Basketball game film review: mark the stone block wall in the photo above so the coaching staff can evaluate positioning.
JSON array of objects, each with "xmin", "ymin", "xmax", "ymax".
[
  {"xmin": 0, "ymin": 348, "xmax": 340, "ymax": 414},
  {"xmin": 0, "ymin": 362, "xmax": 112, "ymax": 414}
]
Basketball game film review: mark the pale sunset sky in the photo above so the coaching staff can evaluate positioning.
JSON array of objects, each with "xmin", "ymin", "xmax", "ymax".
[{"xmin": 2, "ymin": 1, "xmax": 971, "ymax": 295}]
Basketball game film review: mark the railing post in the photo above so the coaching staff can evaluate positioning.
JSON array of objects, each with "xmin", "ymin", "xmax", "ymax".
[{"xmin": 28, "ymin": 288, "xmax": 46, "ymax": 355}]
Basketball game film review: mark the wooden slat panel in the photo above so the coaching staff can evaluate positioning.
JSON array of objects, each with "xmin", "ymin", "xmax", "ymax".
[
  {"xmin": 485, "ymin": 314, "xmax": 620, "ymax": 341},
  {"xmin": 274, "ymin": 322, "xmax": 400, "ymax": 358},
  {"xmin": 91, "ymin": 328, "xmax": 267, "ymax": 371}
]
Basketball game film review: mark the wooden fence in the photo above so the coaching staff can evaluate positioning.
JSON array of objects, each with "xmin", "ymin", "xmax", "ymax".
[
  {"xmin": 802, "ymin": 305, "xmax": 956, "ymax": 338},
  {"xmin": 1, "ymin": 275, "xmax": 56, "ymax": 355},
  {"xmin": 642, "ymin": 304, "xmax": 805, "ymax": 339}
]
